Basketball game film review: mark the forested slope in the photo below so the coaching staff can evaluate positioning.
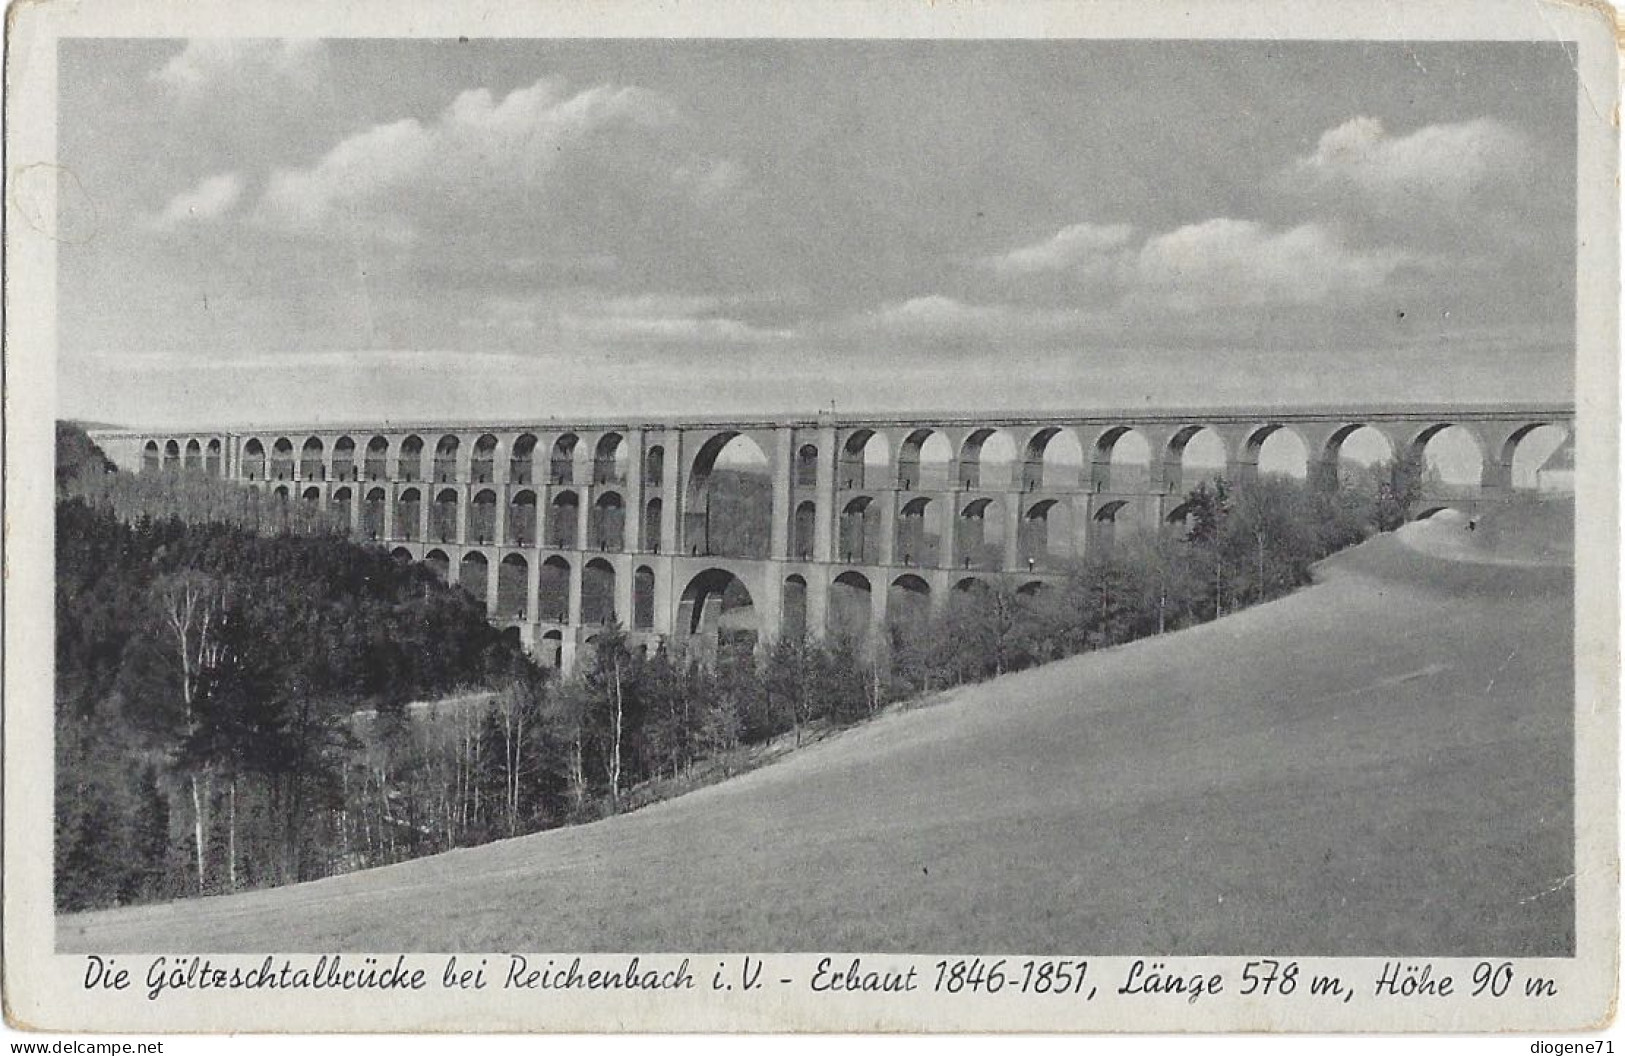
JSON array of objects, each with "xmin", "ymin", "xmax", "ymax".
[{"xmin": 59, "ymin": 501, "xmax": 1574, "ymax": 954}]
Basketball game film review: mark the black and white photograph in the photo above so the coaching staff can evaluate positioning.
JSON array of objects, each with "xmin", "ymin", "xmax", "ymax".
[{"xmin": 4, "ymin": 0, "xmax": 1618, "ymax": 1037}]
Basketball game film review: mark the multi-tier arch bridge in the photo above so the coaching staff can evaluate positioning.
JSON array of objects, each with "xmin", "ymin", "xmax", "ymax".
[{"xmin": 91, "ymin": 402, "xmax": 1573, "ymax": 672}]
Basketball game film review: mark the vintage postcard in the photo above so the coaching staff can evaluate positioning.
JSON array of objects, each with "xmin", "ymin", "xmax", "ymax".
[{"xmin": 4, "ymin": 0, "xmax": 1619, "ymax": 1036}]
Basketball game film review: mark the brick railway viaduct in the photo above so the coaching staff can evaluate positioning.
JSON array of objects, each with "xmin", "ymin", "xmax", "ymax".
[{"xmin": 92, "ymin": 403, "xmax": 1573, "ymax": 672}]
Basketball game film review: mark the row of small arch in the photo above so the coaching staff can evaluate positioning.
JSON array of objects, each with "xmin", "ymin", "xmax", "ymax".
[
  {"xmin": 401, "ymin": 554, "xmax": 1047, "ymax": 641},
  {"xmin": 396, "ymin": 549, "xmax": 636, "ymax": 628},
  {"xmin": 693, "ymin": 568, "xmax": 1047, "ymax": 642},
  {"xmin": 256, "ymin": 484, "xmax": 648, "ymax": 550},
  {"xmin": 256, "ymin": 482, "xmax": 1096, "ymax": 569},
  {"xmin": 361, "ymin": 553, "xmax": 1007, "ymax": 637},
  {"xmin": 155, "ymin": 432, "xmax": 659, "ymax": 487}
]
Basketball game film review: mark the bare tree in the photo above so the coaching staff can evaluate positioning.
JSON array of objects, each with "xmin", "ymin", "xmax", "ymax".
[
  {"xmin": 607, "ymin": 652, "xmax": 625, "ymax": 810},
  {"xmin": 153, "ymin": 570, "xmax": 229, "ymax": 894}
]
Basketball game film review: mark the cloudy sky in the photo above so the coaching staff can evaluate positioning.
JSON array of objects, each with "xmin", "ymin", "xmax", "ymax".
[{"xmin": 57, "ymin": 39, "xmax": 1575, "ymax": 428}]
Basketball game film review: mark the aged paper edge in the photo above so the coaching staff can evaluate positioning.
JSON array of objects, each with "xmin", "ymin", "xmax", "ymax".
[{"xmin": 3, "ymin": 0, "xmax": 1619, "ymax": 1035}]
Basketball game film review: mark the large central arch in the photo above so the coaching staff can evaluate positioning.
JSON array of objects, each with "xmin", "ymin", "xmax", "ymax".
[
  {"xmin": 677, "ymin": 567, "xmax": 759, "ymax": 655},
  {"xmin": 684, "ymin": 431, "xmax": 772, "ymax": 559}
]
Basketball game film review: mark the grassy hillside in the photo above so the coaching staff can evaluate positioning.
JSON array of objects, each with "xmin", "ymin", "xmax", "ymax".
[{"xmin": 59, "ymin": 499, "xmax": 1573, "ymax": 955}]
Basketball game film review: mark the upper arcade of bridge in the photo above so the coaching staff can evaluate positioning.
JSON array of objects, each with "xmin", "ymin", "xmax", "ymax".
[{"xmin": 96, "ymin": 401, "xmax": 1575, "ymax": 499}]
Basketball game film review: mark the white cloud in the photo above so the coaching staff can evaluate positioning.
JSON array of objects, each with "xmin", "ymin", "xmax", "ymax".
[
  {"xmin": 983, "ymin": 222, "xmax": 1135, "ymax": 277},
  {"xmin": 1128, "ymin": 219, "xmax": 1408, "ymax": 313},
  {"xmin": 854, "ymin": 295, "xmax": 1088, "ymax": 341},
  {"xmin": 854, "ymin": 219, "xmax": 1409, "ymax": 342},
  {"xmin": 557, "ymin": 314, "xmax": 793, "ymax": 344},
  {"xmin": 150, "ymin": 172, "xmax": 243, "ymax": 228},
  {"xmin": 458, "ymin": 289, "xmax": 793, "ymax": 346},
  {"xmin": 152, "ymin": 39, "xmax": 323, "ymax": 93},
  {"xmin": 253, "ymin": 77, "xmax": 712, "ymax": 241},
  {"xmin": 1289, "ymin": 116, "xmax": 1532, "ymax": 209},
  {"xmin": 973, "ymin": 215, "xmax": 1410, "ymax": 318},
  {"xmin": 257, "ymin": 116, "xmax": 436, "ymax": 234},
  {"xmin": 868, "ymin": 295, "xmax": 1013, "ymax": 332}
]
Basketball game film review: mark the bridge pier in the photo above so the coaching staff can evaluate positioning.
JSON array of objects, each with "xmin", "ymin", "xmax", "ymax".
[
  {"xmin": 625, "ymin": 429, "xmax": 645, "ymax": 552},
  {"xmin": 877, "ymin": 491, "xmax": 897, "ymax": 566},
  {"xmin": 769, "ymin": 429, "xmax": 793, "ymax": 561},
  {"xmin": 938, "ymin": 490, "xmax": 959, "ymax": 570},
  {"xmin": 757, "ymin": 562, "xmax": 784, "ymax": 648},
  {"xmin": 812, "ymin": 421, "xmax": 837, "ymax": 563},
  {"xmin": 869, "ymin": 573, "xmax": 889, "ymax": 645},
  {"xmin": 806, "ymin": 568, "xmax": 829, "ymax": 641}
]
